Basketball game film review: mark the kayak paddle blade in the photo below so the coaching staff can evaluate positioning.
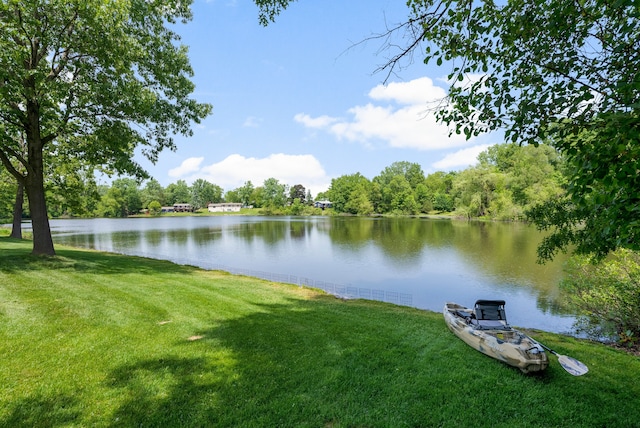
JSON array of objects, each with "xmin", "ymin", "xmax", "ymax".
[{"xmin": 557, "ymin": 355, "xmax": 589, "ymax": 376}]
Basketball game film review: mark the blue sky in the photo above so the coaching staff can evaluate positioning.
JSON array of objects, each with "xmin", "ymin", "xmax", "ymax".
[{"xmin": 134, "ymin": 0, "xmax": 502, "ymax": 196}]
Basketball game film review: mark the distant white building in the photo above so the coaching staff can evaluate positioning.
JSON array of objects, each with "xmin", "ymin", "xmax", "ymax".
[
  {"xmin": 208, "ymin": 203, "xmax": 242, "ymax": 213},
  {"xmin": 314, "ymin": 200, "xmax": 332, "ymax": 209},
  {"xmin": 173, "ymin": 203, "xmax": 194, "ymax": 212}
]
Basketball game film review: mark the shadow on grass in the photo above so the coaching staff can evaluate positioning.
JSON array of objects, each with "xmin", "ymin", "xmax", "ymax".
[
  {"xmin": 1, "ymin": 394, "xmax": 81, "ymax": 428},
  {"xmin": 100, "ymin": 298, "xmax": 579, "ymax": 427},
  {"xmin": 0, "ymin": 237, "xmax": 195, "ymax": 276},
  {"xmin": 3, "ymin": 293, "xmax": 637, "ymax": 426}
]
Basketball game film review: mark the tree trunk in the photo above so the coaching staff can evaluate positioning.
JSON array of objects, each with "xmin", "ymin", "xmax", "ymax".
[
  {"xmin": 25, "ymin": 176, "xmax": 55, "ymax": 256},
  {"xmin": 9, "ymin": 181, "xmax": 24, "ymax": 239},
  {"xmin": 25, "ymin": 98, "xmax": 56, "ymax": 256}
]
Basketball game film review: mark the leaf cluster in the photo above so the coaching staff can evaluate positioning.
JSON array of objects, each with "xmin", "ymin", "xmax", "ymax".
[{"xmin": 408, "ymin": 0, "xmax": 639, "ymax": 144}]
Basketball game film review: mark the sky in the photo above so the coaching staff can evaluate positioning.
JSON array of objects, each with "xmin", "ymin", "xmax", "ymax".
[{"xmin": 132, "ymin": 0, "xmax": 503, "ymax": 196}]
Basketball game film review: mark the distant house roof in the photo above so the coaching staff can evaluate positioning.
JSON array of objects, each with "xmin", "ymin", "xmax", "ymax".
[{"xmin": 314, "ymin": 200, "xmax": 332, "ymax": 208}]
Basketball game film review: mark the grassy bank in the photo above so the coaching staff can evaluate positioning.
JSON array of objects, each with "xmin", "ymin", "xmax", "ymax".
[{"xmin": 1, "ymin": 236, "xmax": 639, "ymax": 427}]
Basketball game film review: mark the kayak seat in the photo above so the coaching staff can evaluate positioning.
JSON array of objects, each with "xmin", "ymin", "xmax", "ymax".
[{"xmin": 474, "ymin": 300, "xmax": 510, "ymax": 330}]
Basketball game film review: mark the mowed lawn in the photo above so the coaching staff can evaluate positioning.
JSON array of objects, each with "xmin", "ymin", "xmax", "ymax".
[{"xmin": 1, "ymin": 235, "xmax": 639, "ymax": 427}]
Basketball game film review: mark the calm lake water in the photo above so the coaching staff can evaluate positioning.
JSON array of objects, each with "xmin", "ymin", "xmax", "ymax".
[{"xmin": 34, "ymin": 216, "xmax": 576, "ymax": 333}]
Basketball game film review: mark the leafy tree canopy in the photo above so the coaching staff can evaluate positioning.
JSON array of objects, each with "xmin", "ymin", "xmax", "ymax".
[
  {"xmin": 328, "ymin": 173, "xmax": 372, "ymax": 214},
  {"xmin": 261, "ymin": 177, "xmax": 287, "ymax": 208},
  {"xmin": 0, "ymin": 0, "xmax": 211, "ymax": 254}
]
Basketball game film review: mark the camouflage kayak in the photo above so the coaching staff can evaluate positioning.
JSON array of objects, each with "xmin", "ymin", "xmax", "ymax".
[{"xmin": 443, "ymin": 300, "xmax": 549, "ymax": 373}]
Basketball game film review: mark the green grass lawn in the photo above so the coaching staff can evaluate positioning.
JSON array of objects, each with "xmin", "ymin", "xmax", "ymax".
[{"xmin": 1, "ymin": 235, "xmax": 639, "ymax": 427}]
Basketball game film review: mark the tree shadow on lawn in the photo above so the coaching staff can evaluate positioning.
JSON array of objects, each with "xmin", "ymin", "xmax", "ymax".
[
  {"xmin": 0, "ymin": 394, "xmax": 81, "ymax": 428},
  {"xmin": 0, "ymin": 238, "xmax": 196, "ymax": 276},
  {"xmin": 105, "ymin": 298, "xmax": 442, "ymax": 427},
  {"xmin": 100, "ymin": 297, "xmax": 611, "ymax": 427}
]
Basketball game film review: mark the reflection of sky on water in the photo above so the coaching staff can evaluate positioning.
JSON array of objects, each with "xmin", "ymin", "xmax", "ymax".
[{"xmin": 31, "ymin": 216, "xmax": 576, "ymax": 334}]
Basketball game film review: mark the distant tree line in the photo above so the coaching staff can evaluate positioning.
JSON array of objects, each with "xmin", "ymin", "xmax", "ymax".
[
  {"xmin": 0, "ymin": 143, "xmax": 564, "ymax": 220},
  {"xmin": 325, "ymin": 143, "xmax": 563, "ymax": 220}
]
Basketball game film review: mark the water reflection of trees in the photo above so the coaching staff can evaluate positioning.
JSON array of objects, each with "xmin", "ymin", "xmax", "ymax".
[
  {"xmin": 446, "ymin": 221, "xmax": 569, "ymax": 315},
  {"xmin": 144, "ymin": 230, "xmax": 165, "ymax": 247},
  {"xmin": 327, "ymin": 217, "xmax": 456, "ymax": 259},
  {"xmin": 226, "ymin": 218, "xmax": 311, "ymax": 246},
  {"xmin": 111, "ymin": 231, "xmax": 142, "ymax": 249},
  {"xmin": 323, "ymin": 217, "xmax": 568, "ymax": 315}
]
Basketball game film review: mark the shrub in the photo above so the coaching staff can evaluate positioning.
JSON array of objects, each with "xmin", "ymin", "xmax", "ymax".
[
  {"xmin": 148, "ymin": 200, "xmax": 162, "ymax": 216},
  {"xmin": 560, "ymin": 249, "xmax": 640, "ymax": 346}
]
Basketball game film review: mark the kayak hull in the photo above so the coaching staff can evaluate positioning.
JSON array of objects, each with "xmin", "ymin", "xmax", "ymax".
[{"xmin": 443, "ymin": 302, "xmax": 549, "ymax": 373}]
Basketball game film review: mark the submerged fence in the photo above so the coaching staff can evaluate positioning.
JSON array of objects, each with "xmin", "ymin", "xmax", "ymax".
[{"xmin": 132, "ymin": 251, "xmax": 413, "ymax": 308}]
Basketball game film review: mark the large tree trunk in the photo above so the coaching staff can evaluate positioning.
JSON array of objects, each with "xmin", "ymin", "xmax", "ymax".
[
  {"xmin": 25, "ymin": 98, "xmax": 56, "ymax": 256},
  {"xmin": 9, "ymin": 181, "xmax": 24, "ymax": 239},
  {"xmin": 25, "ymin": 173, "xmax": 55, "ymax": 256}
]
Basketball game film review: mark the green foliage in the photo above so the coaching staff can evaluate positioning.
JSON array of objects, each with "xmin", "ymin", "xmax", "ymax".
[
  {"xmin": 479, "ymin": 143, "xmax": 564, "ymax": 210},
  {"xmin": 288, "ymin": 184, "xmax": 306, "ymax": 204},
  {"xmin": 148, "ymin": 200, "xmax": 162, "ymax": 216},
  {"xmin": 451, "ymin": 143, "xmax": 565, "ymax": 221},
  {"xmin": 560, "ymin": 249, "xmax": 640, "ymax": 345},
  {"xmin": 111, "ymin": 178, "xmax": 142, "ymax": 216},
  {"xmin": 432, "ymin": 192, "xmax": 453, "ymax": 212},
  {"xmin": 254, "ymin": 0, "xmax": 297, "ymax": 26},
  {"xmin": 141, "ymin": 179, "xmax": 166, "ymax": 208},
  {"xmin": 237, "ymin": 181, "xmax": 256, "ymax": 207},
  {"xmin": 261, "ymin": 177, "xmax": 287, "ymax": 208},
  {"xmin": 387, "ymin": 175, "xmax": 418, "ymax": 215},
  {"xmin": 372, "ymin": 162, "xmax": 425, "ymax": 213},
  {"xmin": 451, "ymin": 165, "xmax": 498, "ymax": 218},
  {"xmin": 165, "ymin": 180, "xmax": 191, "ymax": 205},
  {"xmin": 424, "ymin": 171, "xmax": 456, "ymax": 212},
  {"xmin": 327, "ymin": 173, "xmax": 372, "ymax": 214},
  {"xmin": 33, "ymin": 144, "xmax": 564, "ymax": 222},
  {"xmin": 529, "ymin": 116, "xmax": 640, "ymax": 261},
  {"xmin": 224, "ymin": 189, "xmax": 240, "ymax": 203},
  {"xmin": 252, "ymin": 186, "xmax": 265, "ymax": 209},
  {"xmin": 344, "ymin": 190, "xmax": 374, "ymax": 216},
  {"xmin": 314, "ymin": 145, "xmax": 562, "ymax": 218},
  {"xmin": 190, "ymin": 178, "xmax": 223, "ymax": 210},
  {"xmin": 288, "ymin": 198, "xmax": 304, "ymax": 215},
  {"xmin": 407, "ymin": 0, "xmax": 636, "ymax": 145},
  {"xmin": 95, "ymin": 186, "xmax": 127, "ymax": 218},
  {"xmin": 0, "ymin": 170, "xmax": 19, "ymax": 220},
  {"xmin": 43, "ymin": 152, "xmax": 101, "ymax": 217}
]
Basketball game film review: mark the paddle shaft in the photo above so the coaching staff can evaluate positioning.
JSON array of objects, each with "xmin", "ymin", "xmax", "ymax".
[{"xmin": 538, "ymin": 342, "xmax": 560, "ymax": 356}]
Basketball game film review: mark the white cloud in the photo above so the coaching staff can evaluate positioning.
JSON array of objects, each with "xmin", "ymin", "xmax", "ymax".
[
  {"xmin": 168, "ymin": 153, "xmax": 331, "ymax": 194},
  {"xmin": 243, "ymin": 116, "xmax": 262, "ymax": 128},
  {"xmin": 294, "ymin": 113, "xmax": 338, "ymax": 129},
  {"xmin": 296, "ymin": 77, "xmax": 471, "ymax": 150},
  {"xmin": 368, "ymin": 77, "xmax": 447, "ymax": 105},
  {"xmin": 168, "ymin": 157, "xmax": 204, "ymax": 178},
  {"xmin": 432, "ymin": 144, "xmax": 492, "ymax": 170}
]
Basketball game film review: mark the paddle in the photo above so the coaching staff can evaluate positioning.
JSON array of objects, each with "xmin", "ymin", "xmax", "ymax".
[{"xmin": 538, "ymin": 342, "xmax": 589, "ymax": 376}]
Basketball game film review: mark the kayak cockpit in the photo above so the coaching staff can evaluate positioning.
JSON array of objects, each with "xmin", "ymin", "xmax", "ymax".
[{"xmin": 454, "ymin": 299, "xmax": 510, "ymax": 331}]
